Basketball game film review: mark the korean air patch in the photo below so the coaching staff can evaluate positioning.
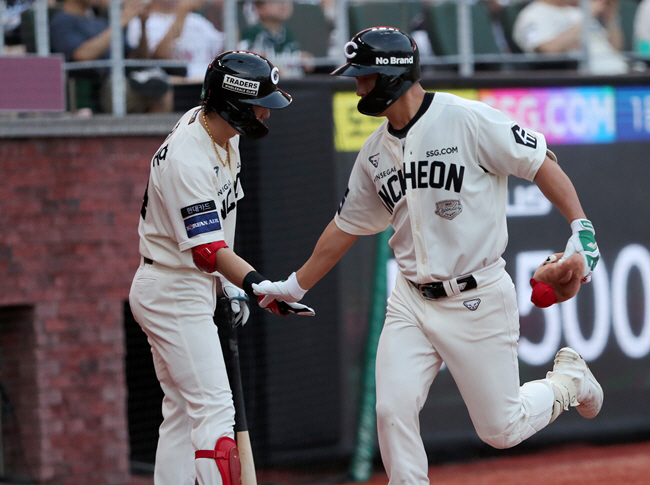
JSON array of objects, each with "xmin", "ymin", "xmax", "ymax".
[{"xmin": 184, "ymin": 212, "xmax": 222, "ymax": 238}]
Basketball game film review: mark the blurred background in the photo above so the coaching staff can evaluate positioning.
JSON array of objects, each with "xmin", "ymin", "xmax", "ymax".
[{"xmin": 1, "ymin": 0, "xmax": 650, "ymax": 484}]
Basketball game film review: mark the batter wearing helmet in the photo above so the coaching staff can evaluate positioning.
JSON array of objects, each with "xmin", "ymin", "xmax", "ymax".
[
  {"xmin": 129, "ymin": 51, "xmax": 314, "ymax": 485},
  {"xmin": 254, "ymin": 27, "xmax": 603, "ymax": 484}
]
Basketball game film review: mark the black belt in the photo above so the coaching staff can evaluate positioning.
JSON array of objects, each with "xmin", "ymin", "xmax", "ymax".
[
  {"xmin": 143, "ymin": 257, "xmax": 154, "ymax": 265},
  {"xmin": 409, "ymin": 275, "xmax": 477, "ymax": 300}
]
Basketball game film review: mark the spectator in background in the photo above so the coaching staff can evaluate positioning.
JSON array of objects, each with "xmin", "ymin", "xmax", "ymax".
[
  {"xmin": 3, "ymin": 0, "xmax": 36, "ymax": 53},
  {"xmin": 126, "ymin": 0, "xmax": 224, "ymax": 82},
  {"xmin": 482, "ymin": 0, "xmax": 512, "ymax": 54},
  {"xmin": 634, "ymin": 0, "xmax": 650, "ymax": 55},
  {"xmin": 513, "ymin": 0, "xmax": 629, "ymax": 74},
  {"xmin": 239, "ymin": 0, "xmax": 314, "ymax": 79},
  {"xmin": 50, "ymin": 0, "xmax": 173, "ymax": 113}
]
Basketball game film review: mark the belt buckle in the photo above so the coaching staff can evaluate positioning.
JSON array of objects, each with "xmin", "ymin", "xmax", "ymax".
[{"xmin": 418, "ymin": 282, "xmax": 444, "ymax": 300}]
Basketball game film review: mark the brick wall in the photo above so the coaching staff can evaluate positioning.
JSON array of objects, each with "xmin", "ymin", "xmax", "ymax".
[{"xmin": 0, "ymin": 136, "xmax": 163, "ymax": 484}]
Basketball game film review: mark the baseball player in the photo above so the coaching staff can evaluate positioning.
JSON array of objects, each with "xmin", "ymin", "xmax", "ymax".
[
  {"xmin": 129, "ymin": 51, "xmax": 313, "ymax": 485},
  {"xmin": 253, "ymin": 27, "xmax": 603, "ymax": 484}
]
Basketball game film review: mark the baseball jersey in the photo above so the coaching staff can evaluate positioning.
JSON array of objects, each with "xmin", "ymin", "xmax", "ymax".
[
  {"xmin": 138, "ymin": 107, "xmax": 244, "ymax": 270},
  {"xmin": 334, "ymin": 92, "xmax": 547, "ymax": 283}
]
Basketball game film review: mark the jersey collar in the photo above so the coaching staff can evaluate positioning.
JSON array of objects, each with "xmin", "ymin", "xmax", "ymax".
[{"xmin": 388, "ymin": 92, "xmax": 435, "ymax": 139}]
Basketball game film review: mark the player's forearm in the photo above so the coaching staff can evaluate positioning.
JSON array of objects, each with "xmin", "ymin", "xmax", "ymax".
[
  {"xmin": 296, "ymin": 219, "xmax": 358, "ymax": 290},
  {"xmin": 534, "ymin": 157, "xmax": 586, "ymax": 223},
  {"xmin": 213, "ymin": 247, "xmax": 257, "ymax": 289}
]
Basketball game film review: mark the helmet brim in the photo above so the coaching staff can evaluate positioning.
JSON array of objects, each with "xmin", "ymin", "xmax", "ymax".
[
  {"xmin": 331, "ymin": 62, "xmax": 381, "ymax": 77},
  {"xmin": 243, "ymin": 89, "xmax": 292, "ymax": 109},
  {"xmin": 331, "ymin": 62, "xmax": 409, "ymax": 78}
]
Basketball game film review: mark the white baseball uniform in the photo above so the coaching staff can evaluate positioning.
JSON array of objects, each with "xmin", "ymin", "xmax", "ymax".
[
  {"xmin": 335, "ymin": 92, "xmax": 558, "ymax": 484},
  {"xmin": 129, "ymin": 106, "xmax": 243, "ymax": 485}
]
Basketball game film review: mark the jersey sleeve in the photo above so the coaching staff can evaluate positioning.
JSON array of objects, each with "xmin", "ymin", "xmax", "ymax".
[
  {"xmin": 334, "ymin": 148, "xmax": 392, "ymax": 236},
  {"xmin": 472, "ymin": 101, "xmax": 547, "ymax": 181},
  {"xmin": 159, "ymin": 152, "xmax": 226, "ymax": 252}
]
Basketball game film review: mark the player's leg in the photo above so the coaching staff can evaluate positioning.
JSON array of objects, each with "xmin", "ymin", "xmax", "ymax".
[
  {"xmin": 151, "ymin": 346, "xmax": 197, "ymax": 485},
  {"xmin": 130, "ymin": 265, "xmax": 196, "ymax": 485},
  {"xmin": 130, "ymin": 266, "xmax": 235, "ymax": 485},
  {"xmin": 436, "ymin": 272, "xmax": 556, "ymax": 449},
  {"xmin": 375, "ymin": 274, "xmax": 443, "ymax": 485}
]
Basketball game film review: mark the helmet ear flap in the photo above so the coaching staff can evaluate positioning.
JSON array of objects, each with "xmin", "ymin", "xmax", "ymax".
[{"xmin": 357, "ymin": 72, "xmax": 415, "ymax": 116}]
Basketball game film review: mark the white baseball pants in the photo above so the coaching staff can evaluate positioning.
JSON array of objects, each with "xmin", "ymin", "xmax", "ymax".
[
  {"xmin": 376, "ymin": 271, "xmax": 555, "ymax": 485},
  {"xmin": 129, "ymin": 260, "xmax": 235, "ymax": 485}
]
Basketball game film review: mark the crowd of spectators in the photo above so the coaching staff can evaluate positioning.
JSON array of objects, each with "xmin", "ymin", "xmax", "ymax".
[
  {"xmin": 125, "ymin": 0, "xmax": 224, "ymax": 81},
  {"xmin": 3, "ymin": 0, "xmax": 650, "ymax": 114},
  {"xmin": 49, "ymin": 0, "xmax": 173, "ymax": 113}
]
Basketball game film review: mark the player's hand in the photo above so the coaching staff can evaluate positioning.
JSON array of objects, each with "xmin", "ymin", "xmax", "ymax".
[
  {"xmin": 258, "ymin": 297, "xmax": 315, "ymax": 317},
  {"xmin": 252, "ymin": 272, "xmax": 307, "ymax": 304},
  {"xmin": 222, "ymin": 281, "xmax": 250, "ymax": 326},
  {"xmin": 559, "ymin": 219, "xmax": 599, "ymax": 283}
]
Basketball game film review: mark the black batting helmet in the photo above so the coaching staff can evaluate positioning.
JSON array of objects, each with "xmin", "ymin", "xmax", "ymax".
[
  {"xmin": 331, "ymin": 27, "xmax": 420, "ymax": 116},
  {"xmin": 201, "ymin": 50, "xmax": 292, "ymax": 139}
]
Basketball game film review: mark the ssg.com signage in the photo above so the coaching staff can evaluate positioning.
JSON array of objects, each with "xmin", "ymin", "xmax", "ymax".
[{"xmin": 333, "ymin": 85, "xmax": 650, "ymax": 151}]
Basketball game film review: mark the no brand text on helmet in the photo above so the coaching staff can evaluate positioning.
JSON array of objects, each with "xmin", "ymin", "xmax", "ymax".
[{"xmin": 375, "ymin": 56, "xmax": 414, "ymax": 65}]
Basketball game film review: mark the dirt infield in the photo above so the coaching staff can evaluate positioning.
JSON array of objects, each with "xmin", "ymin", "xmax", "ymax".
[
  {"xmin": 251, "ymin": 440, "xmax": 650, "ymax": 485},
  {"xmin": 121, "ymin": 440, "xmax": 650, "ymax": 485}
]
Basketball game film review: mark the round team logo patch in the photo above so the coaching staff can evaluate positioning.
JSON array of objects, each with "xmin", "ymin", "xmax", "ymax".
[{"xmin": 435, "ymin": 199, "xmax": 463, "ymax": 220}]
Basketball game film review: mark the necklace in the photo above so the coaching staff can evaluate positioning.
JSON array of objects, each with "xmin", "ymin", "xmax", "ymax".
[{"xmin": 202, "ymin": 111, "xmax": 230, "ymax": 168}]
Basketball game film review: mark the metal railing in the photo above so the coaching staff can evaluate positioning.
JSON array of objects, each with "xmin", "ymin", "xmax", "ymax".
[{"xmin": 0, "ymin": 0, "xmax": 638, "ymax": 116}]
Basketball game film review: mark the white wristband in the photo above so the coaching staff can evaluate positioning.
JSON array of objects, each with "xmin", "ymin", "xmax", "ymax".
[
  {"xmin": 570, "ymin": 219, "xmax": 594, "ymax": 234},
  {"xmin": 287, "ymin": 272, "xmax": 307, "ymax": 300}
]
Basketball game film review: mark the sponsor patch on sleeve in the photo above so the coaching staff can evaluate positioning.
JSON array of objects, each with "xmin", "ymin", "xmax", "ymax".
[
  {"xmin": 181, "ymin": 200, "xmax": 217, "ymax": 218},
  {"xmin": 511, "ymin": 124, "xmax": 537, "ymax": 148},
  {"xmin": 184, "ymin": 212, "xmax": 222, "ymax": 238}
]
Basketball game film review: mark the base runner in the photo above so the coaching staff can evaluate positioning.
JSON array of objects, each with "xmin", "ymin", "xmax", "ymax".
[{"xmin": 253, "ymin": 27, "xmax": 603, "ymax": 484}]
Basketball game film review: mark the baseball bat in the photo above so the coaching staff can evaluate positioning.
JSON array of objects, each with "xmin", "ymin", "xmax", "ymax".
[{"xmin": 222, "ymin": 299, "xmax": 258, "ymax": 485}]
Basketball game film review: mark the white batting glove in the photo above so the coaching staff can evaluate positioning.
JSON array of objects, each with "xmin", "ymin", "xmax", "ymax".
[
  {"xmin": 252, "ymin": 272, "xmax": 307, "ymax": 307},
  {"xmin": 559, "ymin": 219, "xmax": 600, "ymax": 284},
  {"xmin": 221, "ymin": 280, "xmax": 250, "ymax": 326}
]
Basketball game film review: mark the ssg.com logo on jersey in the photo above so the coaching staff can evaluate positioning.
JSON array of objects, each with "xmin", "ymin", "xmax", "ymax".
[
  {"xmin": 223, "ymin": 75, "xmax": 260, "ymax": 96},
  {"xmin": 375, "ymin": 56, "xmax": 413, "ymax": 66}
]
